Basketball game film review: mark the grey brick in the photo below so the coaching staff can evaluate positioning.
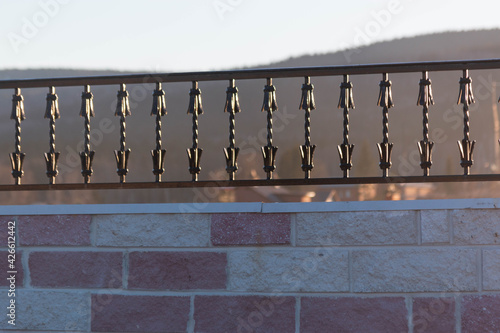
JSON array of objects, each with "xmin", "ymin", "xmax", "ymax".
[
  {"xmin": 482, "ymin": 249, "xmax": 500, "ymax": 290},
  {"xmin": 94, "ymin": 214, "xmax": 210, "ymax": 247},
  {"xmin": 0, "ymin": 290, "xmax": 89, "ymax": 331},
  {"xmin": 421, "ymin": 210, "xmax": 450, "ymax": 244},
  {"xmin": 228, "ymin": 249, "xmax": 348, "ymax": 292},
  {"xmin": 452, "ymin": 209, "xmax": 500, "ymax": 244},
  {"xmin": 352, "ymin": 249, "xmax": 478, "ymax": 292},
  {"xmin": 297, "ymin": 211, "xmax": 418, "ymax": 246}
]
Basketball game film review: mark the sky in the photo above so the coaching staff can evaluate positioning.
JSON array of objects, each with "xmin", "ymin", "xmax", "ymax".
[{"xmin": 1, "ymin": 0, "xmax": 500, "ymax": 72}]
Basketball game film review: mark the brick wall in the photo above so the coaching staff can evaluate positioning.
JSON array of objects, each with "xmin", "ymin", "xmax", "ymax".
[{"xmin": 1, "ymin": 199, "xmax": 500, "ymax": 332}]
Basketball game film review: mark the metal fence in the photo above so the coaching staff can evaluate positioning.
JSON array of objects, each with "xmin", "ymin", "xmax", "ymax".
[{"xmin": 2, "ymin": 59, "xmax": 500, "ymax": 191}]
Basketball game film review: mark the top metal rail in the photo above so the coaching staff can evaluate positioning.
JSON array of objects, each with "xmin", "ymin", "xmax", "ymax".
[{"xmin": 2, "ymin": 59, "xmax": 500, "ymax": 89}]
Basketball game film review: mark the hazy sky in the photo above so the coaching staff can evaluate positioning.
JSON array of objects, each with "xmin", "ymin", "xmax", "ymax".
[{"xmin": 1, "ymin": 0, "xmax": 499, "ymax": 72}]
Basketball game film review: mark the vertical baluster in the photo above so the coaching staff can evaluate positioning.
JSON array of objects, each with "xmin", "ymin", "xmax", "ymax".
[
  {"xmin": 44, "ymin": 86, "xmax": 60, "ymax": 184},
  {"xmin": 299, "ymin": 76, "xmax": 316, "ymax": 179},
  {"xmin": 224, "ymin": 79, "xmax": 241, "ymax": 181},
  {"xmin": 115, "ymin": 84, "xmax": 132, "ymax": 183},
  {"xmin": 10, "ymin": 88, "xmax": 25, "ymax": 185},
  {"xmin": 187, "ymin": 81, "xmax": 203, "ymax": 181},
  {"xmin": 79, "ymin": 85, "xmax": 95, "ymax": 184},
  {"xmin": 376, "ymin": 73, "xmax": 394, "ymax": 177},
  {"xmin": 457, "ymin": 69, "xmax": 475, "ymax": 175},
  {"xmin": 261, "ymin": 78, "xmax": 278, "ymax": 180},
  {"xmin": 417, "ymin": 71, "xmax": 434, "ymax": 176},
  {"xmin": 337, "ymin": 74, "xmax": 355, "ymax": 178},
  {"xmin": 151, "ymin": 82, "xmax": 167, "ymax": 182}
]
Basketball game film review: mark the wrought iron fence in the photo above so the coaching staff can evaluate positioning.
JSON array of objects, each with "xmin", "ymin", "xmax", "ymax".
[{"xmin": 2, "ymin": 59, "xmax": 500, "ymax": 191}]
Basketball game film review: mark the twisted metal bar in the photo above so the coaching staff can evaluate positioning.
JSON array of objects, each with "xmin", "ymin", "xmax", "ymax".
[
  {"xmin": 304, "ymin": 106, "xmax": 311, "ymax": 147},
  {"xmin": 416, "ymin": 71, "xmax": 435, "ymax": 176},
  {"xmin": 79, "ymin": 85, "xmax": 95, "ymax": 184},
  {"xmin": 229, "ymin": 110, "xmax": 235, "ymax": 150},
  {"xmin": 463, "ymin": 105, "xmax": 471, "ymax": 143},
  {"xmin": 266, "ymin": 108, "xmax": 273, "ymax": 147},
  {"xmin": 337, "ymin": 75, "xmax": 355, "ymax": 178},
  {"xmin": 44, "ymin": 86, "xmax": 61, "ymax": 184},
  {"xmin": 261, "ymin": 78, "xmax": 278, "ymax": 180},
  {"xmin": 115, "ymin": 83, "xmax": 132, "ymax": 183},
  {"xmin": 224, "ymin": 79, "xmax": 241, "ymax": 180},
  {"xmin": 457, "ymin": 69, "xmax": 475, "ymax": 175},
  {"xmin": 382, "ymin": 107, "xmax": 389, "ymax": 145},
  {"xmin": 151, "ymin": 82, "xmax": 167, "ymax": 182},
  {"xmin": 422, "ymin": 106, "xmax": 429, "ymax": 142},
  {"xmin": 377, "ymin": 73, "xmax": 394, "ymax": 177},
  {"xmin": 14, "ymin": 111, "xmax": 21, "ymax": 155},
  {"xmin": 299, "ymin": 76, "xmax": 316, "ymax": 179},
  {"xmin": 10, "ymin": 88, "xmax": 25, "ymax": 185},
  {"xmin": 187, "ymin": 81, "xmax": 203, "ymax": 181},
  {"xmin": 192, "ymin": 110, "xmax": 199, "ymax": 150}
]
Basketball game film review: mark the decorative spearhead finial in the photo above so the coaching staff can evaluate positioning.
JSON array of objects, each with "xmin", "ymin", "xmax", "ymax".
[
  {"xmin": 417, "ymin": 76, "xmax": 434, "ymax": 107},
  {"xmin": 80, "ymin": 85, "xmax": 94, "ymax": 118},
  {"xmin": 377, "ymin": 74, "xmax": 394, "ymax": 109},
  {"xmin": 45, "ymin": 86, "xmax": 60, "ymax": 119},
  {"xmin": 11, "ymin": 88, "xmax": 25, "ymax": 121},
  {"xmin": 338, "ymin": 77, "xmax": 355, "ymax": 109},
  {"xmin": 458, "ymin": 73, "xmax": 474, "ymax": 106},
  {"xmin": 299, "ymin": 79, "xmax": 316, "ymax": 111},
  {"xmin": 151, "ymin": 82, "xmax": 167, "ymax": 116},
  {"xmin": 225, "ymin": 80, "xmax": 241, "ymax": 114},
  {"xmin": 187, "ymin": 81, "xmax": 203, "ymax": 115},
  {"xmin": 116, "ymin": 83, "xmax": 131, "ymax": 117},
  {"xmin": 262, "ymin": 78, "xmax": 278, "ymax": 112}
]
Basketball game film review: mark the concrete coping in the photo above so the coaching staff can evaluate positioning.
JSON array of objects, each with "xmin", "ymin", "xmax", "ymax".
[{"xmin": 1, "ymin": 198, "xmax": 499, "ymax": 215}]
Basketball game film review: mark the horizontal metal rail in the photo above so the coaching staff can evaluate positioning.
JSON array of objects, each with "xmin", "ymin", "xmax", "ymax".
[
  {"xmin": 0, "ymin": 174, "xmax": 499, "ymax": 191},
  {"xmin": 1, "ymin": 59, "xmax": 500, "ymax": 89}
]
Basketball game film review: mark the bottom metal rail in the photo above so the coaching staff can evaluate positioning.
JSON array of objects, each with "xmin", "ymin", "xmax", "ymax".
[{"xmin": 1, "ymin": 174, "xmax": 500, "ymax": 191}]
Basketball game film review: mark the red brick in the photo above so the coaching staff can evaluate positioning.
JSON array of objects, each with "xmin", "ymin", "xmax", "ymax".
[
  {"xmin": 0, "ymin": 216, "xmax": 16, "ymax": 247},
  {"xmin": 195, "ymin": 295, "xmax": 295, "ymax": 333},
  {"xmin": 128, "ymin": 251, "xmax": 226, "ymax": 290},
  {"xmin": 301, "ymin": 297, "xmax": 408, "ymax": 333},
  {"xmin": 462, "ymin": 295, "xmax": 500, "ymax": 332},
  {"xmin": 0, "ymin": 250, "xmax": 23, "ymax": 287},
  {"xmin": 211, "ymin": 213, "xmax": 290, "ymax": 246},
  {"xmin": 413, "ymin": 297, "xmax": 455, "ymax": 333},
  {"xmin": 29, "ymin": 251, "xmax": 122, "ymax": 288},
  {"xmin": 91, "ymin": 294, "xmax": 189, "ymax": 332},
  {"xmin": 19, "ymin": 215, "xmax": 91, "ymax": 246}
]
